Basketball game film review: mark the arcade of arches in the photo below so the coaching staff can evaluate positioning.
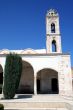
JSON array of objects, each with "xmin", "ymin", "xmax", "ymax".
[
  {"xmin": 0, "ymin": 61, "xmax": 59, "ymax": 94},
  {"xmin": 17, "ymin": 61, "xmax": 59, "ymax": 94}
]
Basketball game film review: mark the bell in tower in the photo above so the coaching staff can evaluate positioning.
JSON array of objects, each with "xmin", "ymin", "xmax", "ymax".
[{"xmin": 46, "ymin": 9, "xmax": 62, "ymax": 53}]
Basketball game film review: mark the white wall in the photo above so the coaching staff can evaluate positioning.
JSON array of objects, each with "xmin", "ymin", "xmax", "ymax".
[{"xmin": 0, "ymin": 54, "xmax": 72, "ymax": 96}]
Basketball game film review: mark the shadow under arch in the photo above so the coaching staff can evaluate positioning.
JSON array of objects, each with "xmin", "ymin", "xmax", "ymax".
[
  {"xmin": 17, "ymin": 60, "xmax": 34, "ymax": 94},
  {"xmin": 0, "ymin": 64, "xmax": 3, "ymax": 94},
  {"xmin": 37, "ymin": 68, "xmax": 59, "ymax": 94}
]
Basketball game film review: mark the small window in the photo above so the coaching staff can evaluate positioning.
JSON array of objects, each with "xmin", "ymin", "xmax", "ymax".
[
  {"xmin": 51, "ymin": 23, "xmax": 55, "ymax": 33},
  {"xmin": 52, "ymin": 40, "xmax": 56, "ymax": 52}
]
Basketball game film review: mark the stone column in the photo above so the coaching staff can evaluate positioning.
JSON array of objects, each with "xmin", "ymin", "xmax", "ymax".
[{"xmin": 34, "ymin": 75, "xmax": 37, "ymax": 95}]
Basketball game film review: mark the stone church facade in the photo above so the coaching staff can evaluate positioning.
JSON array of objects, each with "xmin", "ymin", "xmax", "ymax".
[{"xmin": 0, "ymin": 9, "xmax": 73, "ymax": 96}]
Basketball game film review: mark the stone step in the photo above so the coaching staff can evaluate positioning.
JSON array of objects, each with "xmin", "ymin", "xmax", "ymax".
[
  {"xmin": 5, "ymin": 108, "xmax": 68, "ymax": 110},
  {"xmin": 0, "ymin": 102, "xmax": 67, "ymax": 109}
]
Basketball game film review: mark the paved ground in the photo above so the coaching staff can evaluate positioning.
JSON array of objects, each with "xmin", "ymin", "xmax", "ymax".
[
  {"xmin": 0, "ymin": 94, "xmax": 73, "ymax": 102},
  {"xmin": 0, "ymin": 94, "xmax": 73, "ymax": 110}
]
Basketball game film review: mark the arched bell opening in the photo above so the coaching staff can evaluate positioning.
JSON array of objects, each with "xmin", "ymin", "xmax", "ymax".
[
  {"xmin": 51, "ymin": 23, "xmax": 55, "ymax": 33},
  {"xmin": 52, "ymin": 40, "xmax": 57, "ymax": 52}
]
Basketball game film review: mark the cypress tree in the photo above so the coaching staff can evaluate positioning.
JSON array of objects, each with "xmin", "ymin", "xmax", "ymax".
[{"xmin": 3, "ymin": 53, "xmax": 22, "ymax": 99}]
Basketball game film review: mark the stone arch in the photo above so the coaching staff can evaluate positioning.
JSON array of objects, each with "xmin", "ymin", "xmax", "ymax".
[
  {"xmin": 52, "ymin": 40, "xmax": 57, "ymax": 52},
  {"xmin": 17, "ymin": 60, "xmax": 34, "ymax": 94},
  {"xmin": 0, "ymin": 64, "xmax": 3, "ymax": 94},
  {"xmin": 37, "ymin": 68, "xmax": 59, "ymax": 94}
]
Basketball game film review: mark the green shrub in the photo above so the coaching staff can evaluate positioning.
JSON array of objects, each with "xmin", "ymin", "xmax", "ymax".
[
  {"xmin": 0, "ymin": 104, "xmax": 4, "ymax": 110},
  {"xmin": 3, "ymin": 53, "xmax": 22, "ymax": 99}
]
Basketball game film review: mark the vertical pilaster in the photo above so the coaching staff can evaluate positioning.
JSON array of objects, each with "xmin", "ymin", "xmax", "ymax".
[{"xmin": 34, "ymin": 75, "xmax": 37, "ymax": 95}]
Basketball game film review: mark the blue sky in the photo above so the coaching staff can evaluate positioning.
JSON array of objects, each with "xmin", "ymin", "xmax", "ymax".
[{"xmin": 0, "ymin": 0, "xmax": 73, "ymax": 65}]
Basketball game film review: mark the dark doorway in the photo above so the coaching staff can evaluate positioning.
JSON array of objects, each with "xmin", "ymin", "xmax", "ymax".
[
  {"xmin": 51, "ymin": 78, "xmax": 59, "ymax": 94},
  {"xmin": 37, "ymin": 79, "xmax": 40, "ymax": 94}
]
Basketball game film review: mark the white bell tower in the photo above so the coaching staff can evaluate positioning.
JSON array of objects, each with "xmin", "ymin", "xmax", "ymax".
[{"xmin": 46, "ymin": 9, "xmax": 62, "ymax": 53}]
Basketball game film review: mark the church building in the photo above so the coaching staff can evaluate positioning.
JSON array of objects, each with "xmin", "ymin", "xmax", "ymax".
[{"xmin": 0, "ymin": 9, "xmax": 73, "ymax": 96}]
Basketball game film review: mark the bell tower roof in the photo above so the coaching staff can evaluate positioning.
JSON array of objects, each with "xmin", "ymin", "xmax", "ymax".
[{"xmin": 46, "ymin": 9, "xmax": 59, "ymax": 17}]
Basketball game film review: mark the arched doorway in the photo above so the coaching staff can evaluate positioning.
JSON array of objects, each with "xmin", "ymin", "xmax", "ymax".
[
  {"xmin": 37, "ymin": 68, "xmax": 59, "ymax": 94},
  {"xmin": 0, "ymin": 64, "xmax": 3, "ymax": 94},
  {"xmin": 17, "ymin": 61, "xmax": 34, "ymax": 94}
]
